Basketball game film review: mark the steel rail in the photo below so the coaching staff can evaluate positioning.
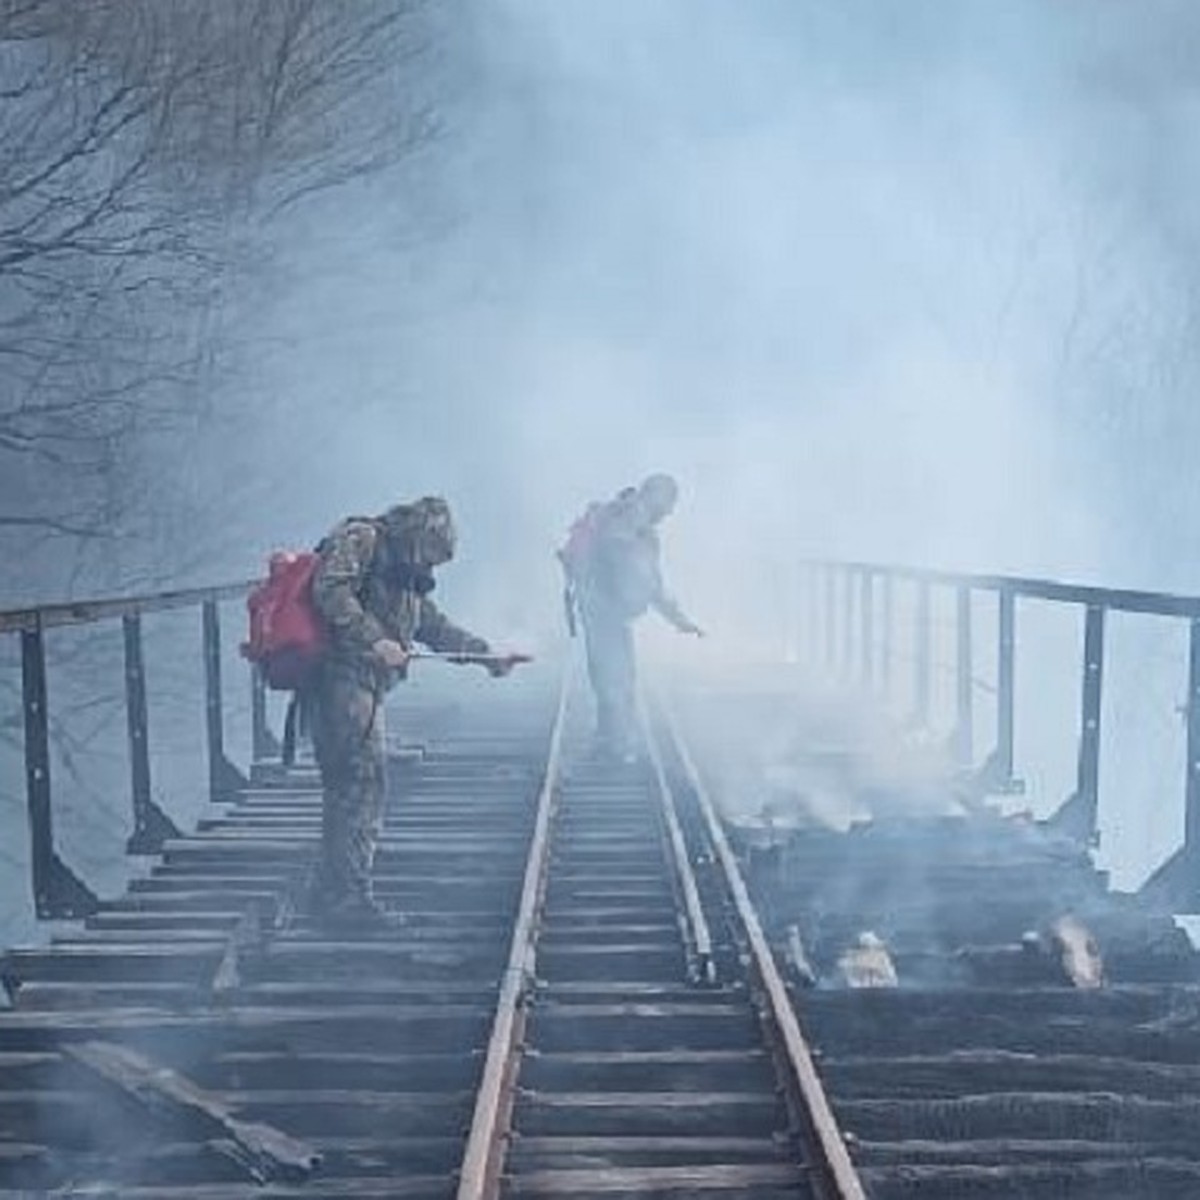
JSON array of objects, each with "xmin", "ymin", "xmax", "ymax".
[
  {"xmin": 641, "ymin": 695, "xmax": 715, "ymax": 985},
  {"xmin": 454, "ymin": 661, "xmax": 573, "ymax": 1200},
  {"xmin": 0, "ymin": 581, "xmax": 256, "ymax": 634},
  {"xmin": 803, "ymin": 557, "xmax": 1200, "ymax": 619},
  {"xmin": 661, "ymin": 700, "xmax": 868, "ymax": 1200}
]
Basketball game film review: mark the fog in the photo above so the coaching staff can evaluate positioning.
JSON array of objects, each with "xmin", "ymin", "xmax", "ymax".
[{"xmin": 5, "ymin": 0, "xmax": 1200, "ymax": 943}]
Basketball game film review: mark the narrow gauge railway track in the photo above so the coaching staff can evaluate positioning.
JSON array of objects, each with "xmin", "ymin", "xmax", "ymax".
[
  {"xmin": 0, "ymin": 669, "xmax": 865, "ymax": 1198},
  {"xmin": 459, "ymin": 685, "xmax": 863, "ymax": 1200}
]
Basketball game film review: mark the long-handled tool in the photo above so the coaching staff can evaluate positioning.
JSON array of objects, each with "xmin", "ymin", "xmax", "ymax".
[{"xmin": 408, "ymin": 650, "xmax": 534, "ymax": 666}]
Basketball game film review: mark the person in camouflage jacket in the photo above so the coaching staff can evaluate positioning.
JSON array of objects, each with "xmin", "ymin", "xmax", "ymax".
[
  {"xmin": 308, "ymin": 496, "xmax": 521, "ymax": 928},
  {"xmin": 561, "ymin": 474, "xmax": 702, "ymax": 762}
]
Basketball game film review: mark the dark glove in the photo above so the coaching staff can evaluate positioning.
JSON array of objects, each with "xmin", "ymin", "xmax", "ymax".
[{"xmin": 486, "ymin": 652, "xmax": 533, "ymax": 677}]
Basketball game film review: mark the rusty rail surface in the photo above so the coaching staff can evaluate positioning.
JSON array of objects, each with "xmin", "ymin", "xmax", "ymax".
[
  {"xmin": 642, "ymin": 695, "xmax": 715, "ymax": 985},
  {"xmin": 662, "ymin": 700, "xmax": 869, "ymax": 1200},
  {"xmin": 455, "ymin": 662, "xmax": 573, "ymax": 1200}
]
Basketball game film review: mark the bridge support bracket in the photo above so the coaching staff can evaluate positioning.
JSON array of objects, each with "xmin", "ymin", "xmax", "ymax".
[
  {"xmin": 126, "ymin": 796, "xmax": 182, "ymax": 856},
  {"xmin": 1045, "ymin": 789, "xmax": 1100, "ymax": 847},
  {"xmin": 963, "ymin": 750, "xmax": 1025, "ymax": 803},
  {"xmin": 211, "ymin": 754, "xmax": 250, "ymax": 805},
  {"xmin": 36, "ymin": 852, "xmax": 100, "ymax": 921},
  {"xmin": 1141, "ymin": 844, "xmax": 1200, "ymax": 912}
]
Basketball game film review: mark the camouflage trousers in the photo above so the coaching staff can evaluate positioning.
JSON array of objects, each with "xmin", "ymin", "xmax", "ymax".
[
  {"xmin": 580, "ymin": 596, "xmax": 638, "ymax": 755},
  {"xmin": 308, "ymin": 660, "xmax": 387, "ymax": 906}
]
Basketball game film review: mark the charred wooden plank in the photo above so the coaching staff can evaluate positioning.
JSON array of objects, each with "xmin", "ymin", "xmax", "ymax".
[
  {"xmin": 507, "ymin": 1134, "xmax": 791, "ymax": 1169},
  {"xmin": 0, "ymin": 1004, "xmax": 494, "ymax": 1056},
  {"xmin": 855, "ymin": 1136, "xmax": 1200, "ymax": 1166},
  {"xmin": 856, "ymin": 1158, "xmax": 1200, "ymax": 1200},
  {"xmin": 834, "ymin": 1091, "xmax": 1200, "ymax": 1144},
  {"xmin": 66, "ymin": 1041, "xmax": 320, "ymax": 1184},
  {"xmin": 822, "ymin": 1049, "xmax": 1200, "ymax": 1101},
  {"xmin": 507, "ymin": 1161, "xmax": 807, "ymax": 1194},
  {"xmin": 0, "ymin": 1177, "xmax": 455, "ymax": 1198}
]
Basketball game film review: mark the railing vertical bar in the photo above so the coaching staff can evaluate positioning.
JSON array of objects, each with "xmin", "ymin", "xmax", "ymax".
[
  {"xmin": 1073, "ymin": 605, "xmax": 1105, "ymax": 842},
  {"xmin": 955, "ymin": 586, "xmax": 974, "ymax": 767},
  {"xmin": 914, "ymin": 580, "xmax": 931, "ymax": 724},
  {"xmin": 824, "ymin": 563, "xmax": 837, "ymax": 675},
  {"xmin": 881, "ymin": 572, "xmax": 893, "ymax": 695},
  {"xmin": 996, "ymin": 589, "xmax": 1017, "ymax": 786},
  {"xmin": 861, "ymin": 570, "xmax": 874, "ymax": 688},
  {"xmin": 842, "ymin": 566, "xmax": 856, "ymax": 681},
  {"xmin": 203, "ymin": 600, "xmax": 228, "ymax": 802},
  {"xmin": 1185, "ymin": 619, "xmax": 1200, "ymax": 863},
  {"xmin": 21, "ymin": 624, "xmax": 54, "ymax": 918},
  {"xmin": 784, "ymin": 559, "xmax": 800, "ymax": 666},
  {"xmin": 123, "ymin": 615, "xmax": 153, "ymax": 841}
]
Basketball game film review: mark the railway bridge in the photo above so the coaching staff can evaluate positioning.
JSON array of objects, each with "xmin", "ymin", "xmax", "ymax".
[{"xmin": 2, "ymin": 561, "xmax": 1200, "ymax": 1198}]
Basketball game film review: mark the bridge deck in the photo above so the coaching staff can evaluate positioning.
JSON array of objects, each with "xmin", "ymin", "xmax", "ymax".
[{"xmin": 3, "ymin": 684, "xmax": 1200, "ymax": 1198}]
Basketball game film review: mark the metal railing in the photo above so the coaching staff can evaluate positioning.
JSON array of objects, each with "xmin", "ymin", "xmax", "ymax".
[
  {"xmin": 0, "ymin": 579, "xmax": 270, "ymax": 919},
  {"xmin": 11, "ymin": 555, "xmax": 1200, "ymax": 920},
  {"xmin": 799, "ymin": 559, "xmax": 1200, "ymax": 908}
]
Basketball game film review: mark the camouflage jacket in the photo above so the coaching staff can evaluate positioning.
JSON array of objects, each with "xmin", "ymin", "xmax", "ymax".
[{"xmin": 312, "ymin": 518, "xmax": 489, "ymax": 672}]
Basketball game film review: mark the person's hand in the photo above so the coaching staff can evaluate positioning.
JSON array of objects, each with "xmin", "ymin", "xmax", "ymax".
[
  {"xmin": 485, "ymin": 652, "xmax": 533, "ymax": 677},
  {"xmin": 373, "ymin": 638, "xmax": 411, "ymax": 670}
]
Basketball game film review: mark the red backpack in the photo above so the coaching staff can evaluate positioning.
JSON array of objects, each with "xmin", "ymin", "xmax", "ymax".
[{"xmin": 241, "ymin": 551, "xmax": 327, "ymax": 690}]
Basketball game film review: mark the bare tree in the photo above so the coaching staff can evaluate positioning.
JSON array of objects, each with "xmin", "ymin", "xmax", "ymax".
[{"xmin": 0, "ymin": 0, "xmax": 436, "ymax": 596}]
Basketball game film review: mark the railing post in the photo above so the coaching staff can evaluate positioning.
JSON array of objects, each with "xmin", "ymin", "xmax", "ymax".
[
  {"xmin": 914, "ymin": 580, "xmax": 931, "ymax": 725},
  {"xmin": 954, "ymin": 586, "xmax": 974, "ymax": 767},
  {"xmin": 842, "ymin": 567, "xmax": 856, "ymax": 681},
  {"xmin": 21, "ymin": 623, "xmax": 97, "ymax": 919},
  {"xmin": 123, "ymin": 615, "xmax": 180, "ymax": 854},
  {"xmin": 22, "ymin": 625, "xmax": 54, "ymax": 916},
  {"xmin": 808, "ymin": 563, "xmax": 821, "ymax": 667},
  {"xmin": 203, "ymin": 600, "xmax": 248, "ymax": 803},
  {"xmin": 996, "ymin": 589, "xmax": 1016, "ymax": 783},
  {"xmin": 967, "ymin": 587, "xmax": 1022, "ymax": 798},
  {"xmin": 1185, "ymin": 618, "xmax": 1200, "ymax": 861},
  {"xmin": 1072, "ymin": 605, "xmax": 1105, "ymax": 842},
  {"xmin": 1141, "ymin": 616, "xmax": 1200, "ymax": 906},
  {"xmin": 860, "ymin": 570, "xmax": 874, "ymax": 688},
  {"xmin": 880, "ymin": 573, "xmax": 893, "ymax": 695},
  {"xmin": 824, "ymin": 564, "xmax": 837, "ymax": 675},
  {"xmin": 783, "ymin": 559, "xmax": 799, "ymax": 666}
]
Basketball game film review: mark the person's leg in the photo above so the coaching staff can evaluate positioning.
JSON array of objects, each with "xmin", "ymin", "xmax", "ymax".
[
  {"xmin": 581, "ymin": 605, "xmax": 619, "ymax": 751},
  {"xmin": 607, "ymin": 617, "xmax": 639, "ymax": 759},
  {"xmin": 310, "ymin": 664, "xmax": 389, "ymax": 920},
  {"xmin": 583, "ymin": 603, "xmax": 639, "ymax": 760}
]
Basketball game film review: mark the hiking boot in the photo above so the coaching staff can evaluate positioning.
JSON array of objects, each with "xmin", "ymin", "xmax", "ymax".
[{"xmin": 316, "ymin": 892, "xmax": 405, "ymax": 933}]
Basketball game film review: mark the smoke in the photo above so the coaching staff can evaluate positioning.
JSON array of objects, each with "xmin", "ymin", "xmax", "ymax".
[{"xmin": 8, "ymin": 0, "xmax": 1200, "ymax": 945}]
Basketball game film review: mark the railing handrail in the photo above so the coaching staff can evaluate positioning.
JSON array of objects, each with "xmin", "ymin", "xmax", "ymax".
[
  {"xmin": 804, "ymin": 558, "xmax": 1200, "ymax": 620},
  {"xmin": 0, "ymin": 580, "xmax": 257, "ymax": 635},
  {"xmin": 804, "ymin": 554, "xmax": 1200, "ymax": 904}
]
